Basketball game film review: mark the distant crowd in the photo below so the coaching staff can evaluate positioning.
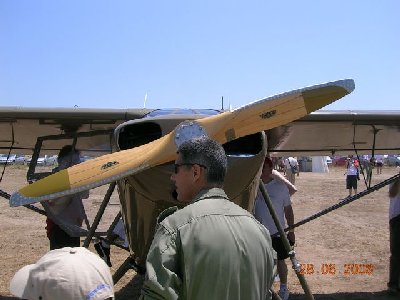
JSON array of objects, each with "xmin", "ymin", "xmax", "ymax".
[{"xmin": 8, "ymin": 143, "xmax": 400, "ymax": 299}]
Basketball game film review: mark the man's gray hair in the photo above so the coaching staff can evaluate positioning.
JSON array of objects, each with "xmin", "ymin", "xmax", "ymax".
[{"xmin": 178, "ymin": 136, "xmax": 227, "ymax": 185}]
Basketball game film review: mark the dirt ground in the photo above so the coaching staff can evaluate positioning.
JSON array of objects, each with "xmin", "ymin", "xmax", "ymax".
[{"xmin": 0, "ymin": 164, "xmax": 398, "ymax": 299}]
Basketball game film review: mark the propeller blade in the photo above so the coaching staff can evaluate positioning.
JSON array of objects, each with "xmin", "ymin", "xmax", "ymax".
[{"xmin": 10, "ymin": 79, "xmax": 354, "ymax": 207}]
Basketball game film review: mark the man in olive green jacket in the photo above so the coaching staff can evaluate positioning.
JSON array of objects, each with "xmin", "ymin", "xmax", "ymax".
[{"xmin": 141, "ymin": 137, "xmax": 275, "ymax": 300}]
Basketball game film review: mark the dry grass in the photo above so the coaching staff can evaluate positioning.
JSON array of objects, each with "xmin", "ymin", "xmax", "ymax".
[{"xmin": 0, "ymin": 165, "xmax": 398, "ymax": 299}]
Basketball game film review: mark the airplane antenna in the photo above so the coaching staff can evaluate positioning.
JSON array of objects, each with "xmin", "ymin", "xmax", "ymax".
[
  {"xmin": 221, "ymin": 96, "xmax": 224, "ymax": 110},
  {"xmin": 143, "ymin": 93, "xmax": 148, "ymax": 108}
]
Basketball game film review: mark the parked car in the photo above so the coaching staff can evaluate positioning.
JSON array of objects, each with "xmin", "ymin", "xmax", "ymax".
[
  {"xmin": 385, "ymin": 155, "xmax": 400, "ymax": 166},
  {"xmin": 26, "ymin": 155, "xmax": 58, "ymax": 166},
  {"xmin": 37, "ymin": 155, "xmax": 58, "ymax": 166},
  {"xmin": 15, "ymin": 155, "xmax": 28, "ymax": 164},
  {"xmin": 333, "ymin": 156, "xmax": 348, "ymax": 166},
  {"xmin": 0, "ymin": 154, "xmax": 16, "ymax": 164},
  {"xmin": 0, "ymin": 154, "xmax": 8, "ymax": 164}
]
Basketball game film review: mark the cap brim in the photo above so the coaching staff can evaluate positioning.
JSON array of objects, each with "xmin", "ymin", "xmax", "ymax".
[{"xmin": 10, "ymin": 264, "xmax": 34, "ymax": 298}]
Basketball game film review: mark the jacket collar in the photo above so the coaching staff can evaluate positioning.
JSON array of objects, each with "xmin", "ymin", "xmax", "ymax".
[{"xmin": 191, "ymin": 187, "xmax": 228, "ymax": 204}]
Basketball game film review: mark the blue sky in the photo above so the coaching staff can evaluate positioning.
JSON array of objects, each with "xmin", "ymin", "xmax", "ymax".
[{"xmin": 1, "ymin": 1, "xmax": 399, "ymax": 111}]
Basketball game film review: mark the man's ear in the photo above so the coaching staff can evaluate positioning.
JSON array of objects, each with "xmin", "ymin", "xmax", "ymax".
[{"xmin": 192, "ymin": 164, "xmax": 203, "ymax": 181}]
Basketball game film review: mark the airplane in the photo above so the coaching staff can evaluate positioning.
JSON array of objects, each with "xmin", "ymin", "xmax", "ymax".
[{"xmin": 1, "ymin": 79, "xmax": 400, "ymax": 292}]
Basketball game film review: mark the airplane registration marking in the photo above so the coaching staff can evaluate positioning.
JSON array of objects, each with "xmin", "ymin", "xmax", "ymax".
[
  {"xmin": 260, "ymin": 109, "xmax": 277, "ymax": 119},
  {"xmin": 101, "ymin": 161, "xmax": 119, "ymax": 170}
]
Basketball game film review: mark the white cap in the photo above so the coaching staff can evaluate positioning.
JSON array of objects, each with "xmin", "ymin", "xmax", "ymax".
[{"xmin": 10, "ymin": 247, "xmax": 114, "ymax": 300}]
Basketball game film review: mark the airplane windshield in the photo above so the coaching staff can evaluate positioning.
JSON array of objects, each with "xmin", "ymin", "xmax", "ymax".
[{"xmin": 145, "ymin": 109, "xmax": 220, "ymax": 118}]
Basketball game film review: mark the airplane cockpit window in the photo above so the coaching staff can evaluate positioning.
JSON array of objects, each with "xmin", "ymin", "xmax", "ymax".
[
  {"xmin": 195, "ymin": 109, "xmax": 221, "ymax": 116},
  {"xmin": 118, "ymin": 122, "xmax": 162, "ymax": 150},
  {"xmin": 223, "ymin": 132, "xmax": 263, "ymax": 156},
  {"xmin": 145, "ymin": 109, "xmax": 220, "ymax": 118}
]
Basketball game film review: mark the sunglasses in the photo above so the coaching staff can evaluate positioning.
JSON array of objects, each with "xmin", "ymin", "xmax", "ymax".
[{"xmin": 174, "ymin": 163, "xmax": 207, "ymax": 174}]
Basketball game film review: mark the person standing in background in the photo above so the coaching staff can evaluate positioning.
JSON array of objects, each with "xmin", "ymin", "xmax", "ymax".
[
  {"xmin": 345, "ymin": 156, "xmax": 359, "ymax": 197},
  {"xmin": 376, "ymin": 155, "xmax": 384, "ymax": 175},
  {"xmin": 43, "ymin": 145, "xmax": 89, "ymax": 250},
  {"xmin": 284, "ymin": 157, "xmax": 299, "ymax": 185},
  {"xmin": 254, "ymin": 157, "xmax": 296, "ymax": 300}
]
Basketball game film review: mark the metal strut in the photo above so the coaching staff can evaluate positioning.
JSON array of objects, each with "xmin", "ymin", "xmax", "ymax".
[
  {"xmin": 278, "ymin": 173, "xmax": 400, "ymax": 234},
  {"xmin": 368, "ymin": 126, "xmax": 381, "ymax": 188},
  {"xmin": 82, "ymin": 182, "xmax": 117, "ymax": 248},
  {"xmin": 0, "ymin": 124, "xmax": 15, "ymax": 184},
  {"xmin": 352, "ymin": 124, "xmax": 381, "ymax": 190}
]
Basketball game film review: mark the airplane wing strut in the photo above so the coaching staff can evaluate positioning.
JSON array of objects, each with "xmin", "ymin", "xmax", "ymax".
[{"xmin": 273, "ymin": 172, "xmax": 400, "ymax": 237}]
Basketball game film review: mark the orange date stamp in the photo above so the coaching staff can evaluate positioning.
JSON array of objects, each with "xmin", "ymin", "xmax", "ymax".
[{"xmin": 299, "ymin": 263, "xmax": 374, "ymax": 276}]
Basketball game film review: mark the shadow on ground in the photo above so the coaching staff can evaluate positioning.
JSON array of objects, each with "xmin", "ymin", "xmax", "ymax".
[
  {"xmin": 115, "ymin": 273, "xmax": 144, "ymax": 300},
  {"xmin": 114, "ymin": 275, "xmax": 397, "ymax": 300},
  {"xmin": 291, "ymin": 290, "xmax": 397, "ymax": 300},
  {"xmin": 3, "ymin": 286, "xmax": 396, "ymax": 300}
]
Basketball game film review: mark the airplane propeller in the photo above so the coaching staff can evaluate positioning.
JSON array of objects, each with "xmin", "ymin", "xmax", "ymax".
[{"xmin": 10, "ymin": 79, "xmax": 355, "ymax": 207}]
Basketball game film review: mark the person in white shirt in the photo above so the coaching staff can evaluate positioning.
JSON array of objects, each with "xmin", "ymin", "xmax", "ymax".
[
  {"xmin": 345, "ymin": 156, "xmax": 359, "ymax": 197},
  {"xmin": 254, "ymin": 157, "xmax": 295, "ymax": 300},
  {"xmin": 284, "ymin": 157, "xmax": 299, "ymax": 185}
]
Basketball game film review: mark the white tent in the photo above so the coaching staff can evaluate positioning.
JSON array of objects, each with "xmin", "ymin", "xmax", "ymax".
[{"xmin": 312, "ymin": 156, "xmax": 329, "ymax": 173}]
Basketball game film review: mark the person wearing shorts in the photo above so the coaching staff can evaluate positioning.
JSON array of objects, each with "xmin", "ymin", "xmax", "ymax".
[
  {"xmin": 254, "ymin": 157, "xmax": 295, "ymax": 300},
  {"xmin": 272, "ymin": 236, "xmax": 295, "ymax": 260},
  {"xmin": 346, "ymin": 174, "xmax": 358, "ymax": 190},
  {"xmin": 345, "ymin": 157, "xmax": 359, "ymax": 196}
]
